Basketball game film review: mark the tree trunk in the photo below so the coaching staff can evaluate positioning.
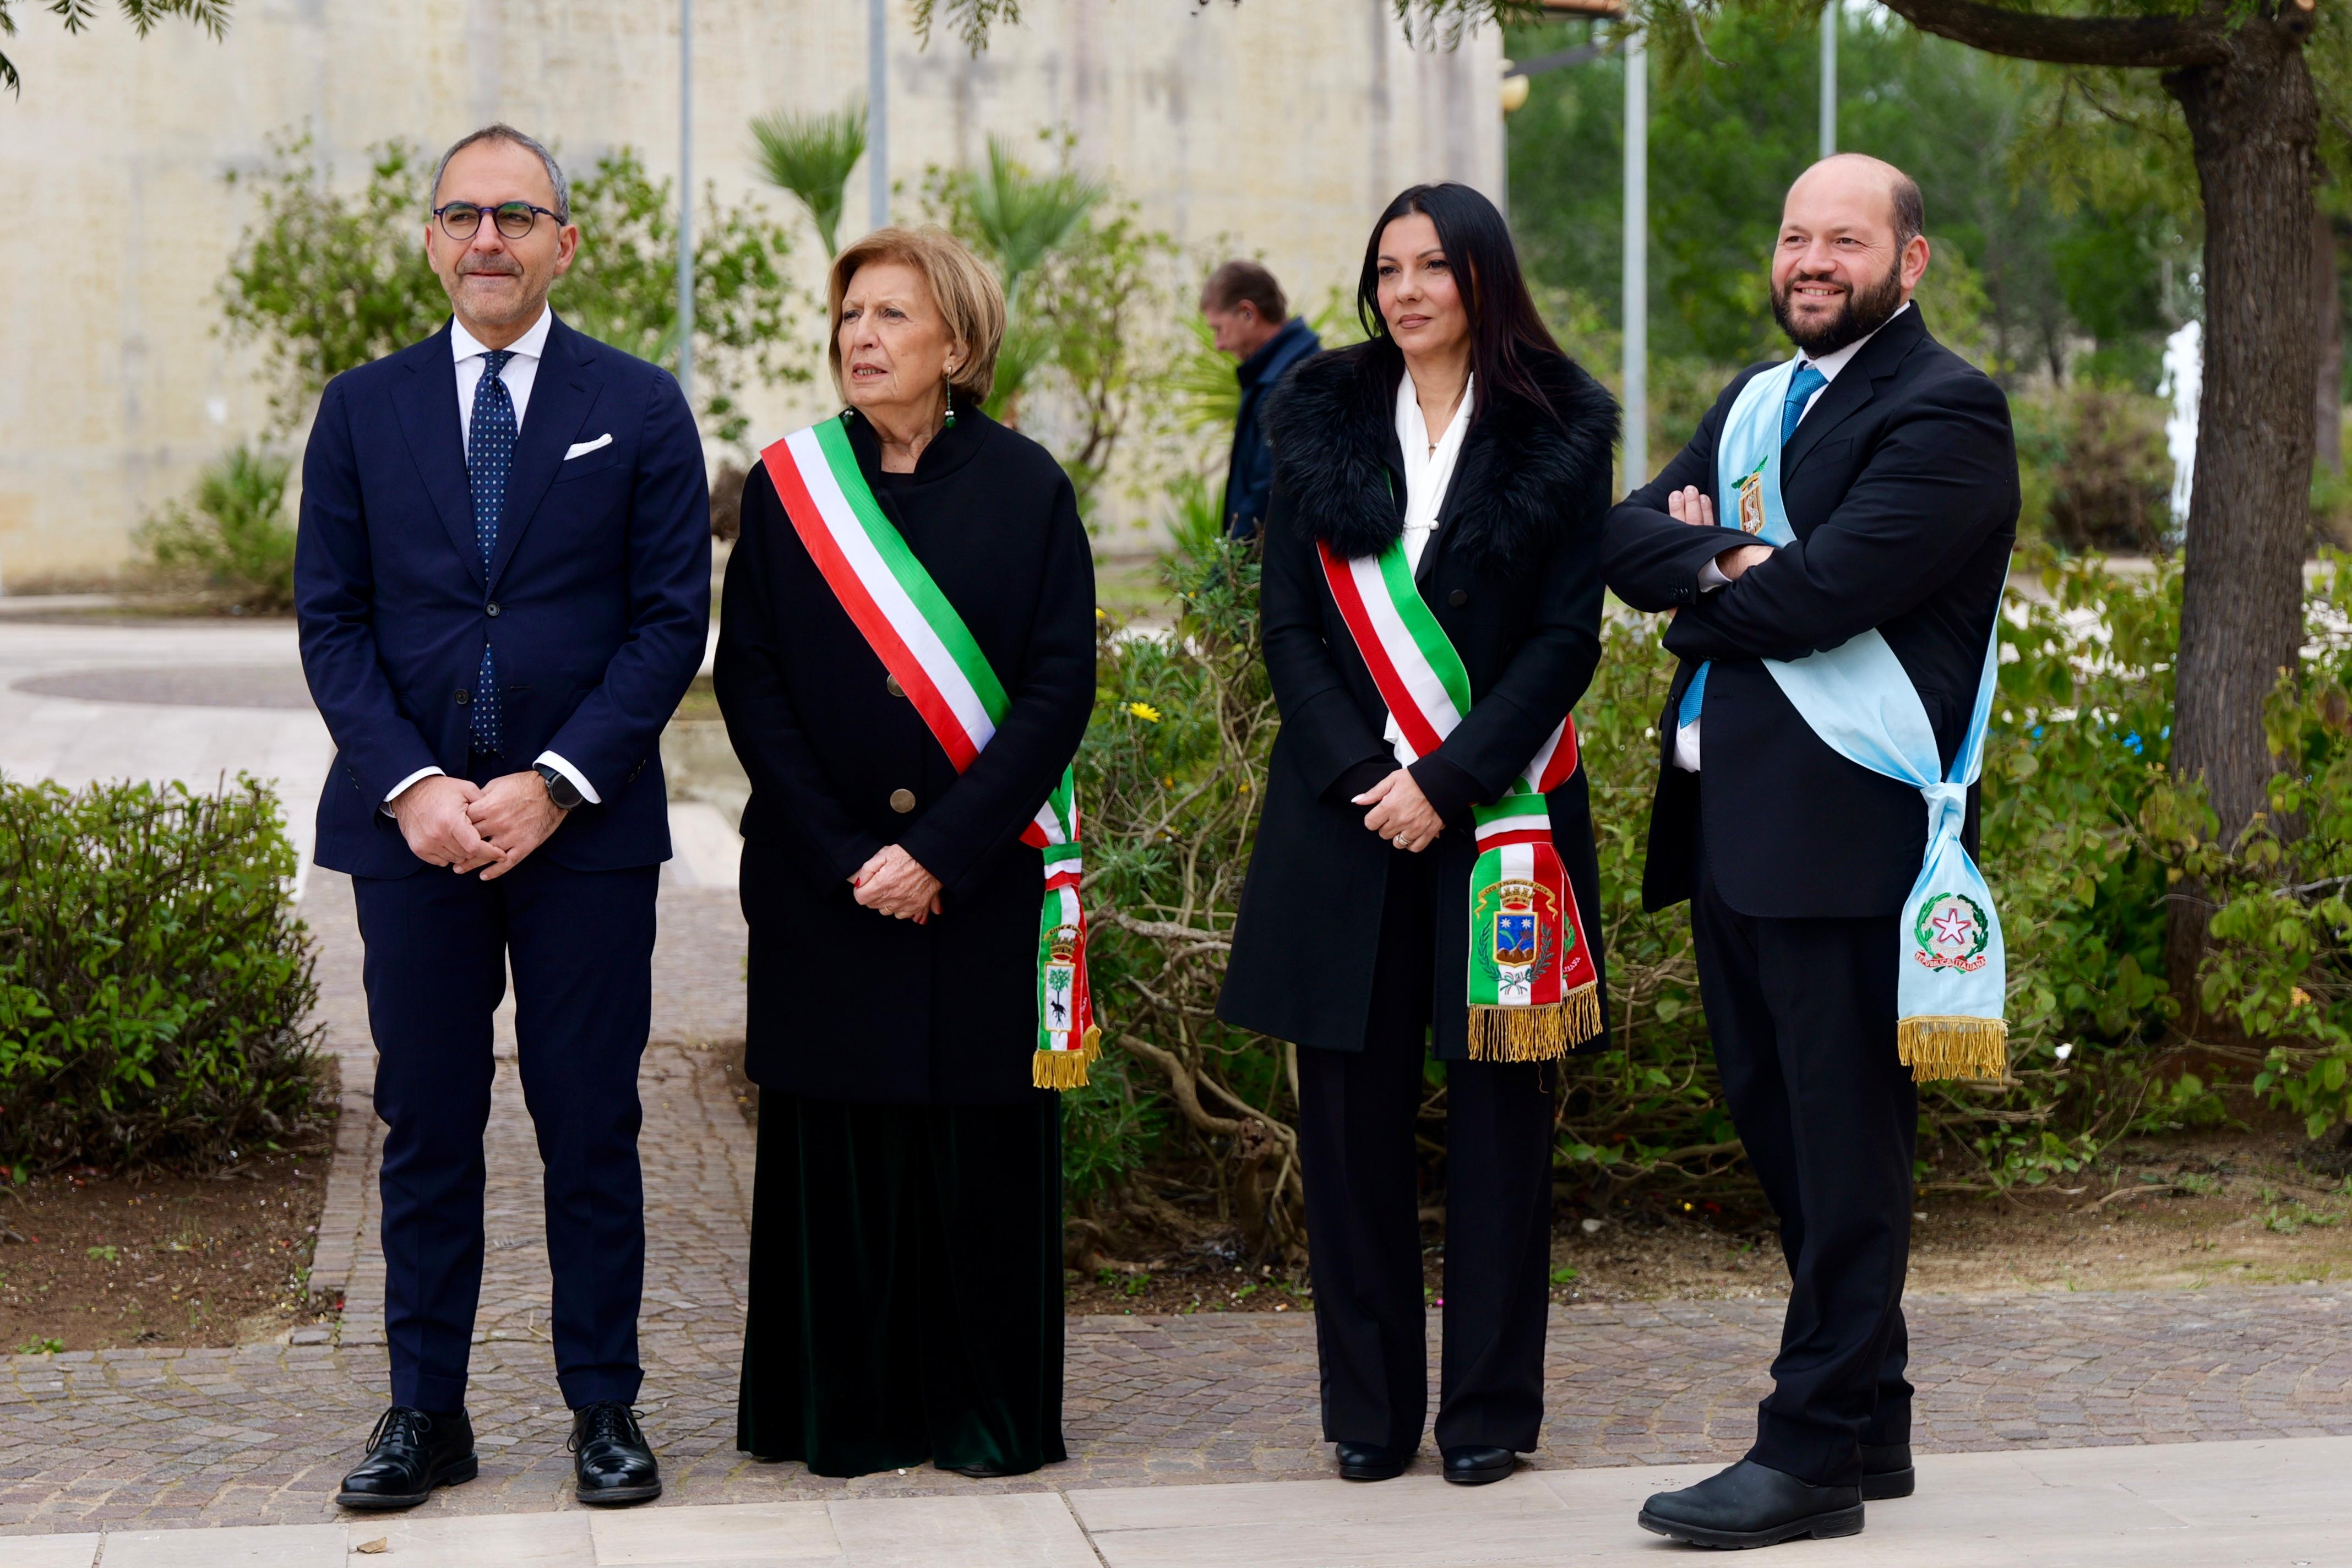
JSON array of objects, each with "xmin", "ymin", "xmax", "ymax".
[
  {"xmin": 2316, "ymin": 206, "xmax": 2343, "ymax": 483},
  {"xmin": 2162, "ymin": 24, "xmax": 2322, "ymax": 1005}
]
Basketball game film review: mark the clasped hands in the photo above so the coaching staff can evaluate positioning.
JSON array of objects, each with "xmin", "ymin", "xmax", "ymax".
[
  {"xmin": 1355, "ymin": 768, "xmax": 1444, "ymax": 855},
  {"xmin": 851, "ymin": 844, "xmax": 944, "ymax": 923},
  {"xmin": 1666, "ymin": 485, "xmax": 1772, "ymax": 582},
  {"xmin": 390, "ymin": 772, "xmax": 568, "ymax": 881}
]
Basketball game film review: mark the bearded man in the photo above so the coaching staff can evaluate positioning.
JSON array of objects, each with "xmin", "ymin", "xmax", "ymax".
[
  {"xmin": 296, "ymin": 124, "xmax": 710, "ymax": 1510},
  {"xmin": 1602, "ymin": 155, "xmax": 2018, "ymax": 1548}
]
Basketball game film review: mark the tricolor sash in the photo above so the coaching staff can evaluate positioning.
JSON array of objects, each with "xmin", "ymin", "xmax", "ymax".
[
  {"xmin": 1711, "ymin": 358, "xmax": 2008, "ymax": 1082},
  {"xmin": 760, "ymin": 416, "xmax": 1099, "ymax": 1090},
  {"xmin": 1317, "ymin": 538, "xmax": 1603, "ymax": 1060}
]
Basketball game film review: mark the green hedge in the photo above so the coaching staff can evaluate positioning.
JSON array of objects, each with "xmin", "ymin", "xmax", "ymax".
[{"xmin": 0, "ymin": 776, "xmax": 324, "ymax": 1173}]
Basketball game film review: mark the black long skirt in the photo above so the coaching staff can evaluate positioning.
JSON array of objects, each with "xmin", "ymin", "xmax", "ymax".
[{"xmin": 736, "ymin": 1089, "xmax": 1068, "ymax": 1478}]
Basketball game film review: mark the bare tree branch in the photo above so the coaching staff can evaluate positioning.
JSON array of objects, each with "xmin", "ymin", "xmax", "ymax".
[{"xmin": 1875, "ymin": 0, "xmax": 2230, "ymax": 71}]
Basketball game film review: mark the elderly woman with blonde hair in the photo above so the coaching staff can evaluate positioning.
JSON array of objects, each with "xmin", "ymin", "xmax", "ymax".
[{"xmin": 716, "ymin": 226, "xmax": 1096, "ymax": 1479}]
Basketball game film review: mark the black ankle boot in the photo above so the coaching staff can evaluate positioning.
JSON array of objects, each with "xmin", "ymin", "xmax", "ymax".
[
  {"xmin": 1862, "ymin": 1442, "xmax": 1915, "ymax": 1500},
  {"xmin": 1335, "ymin": 1441, "xmax": 1409, "ymax": 1482},
  {"xmin": 336, "ymin": 1407, "xmax": 477, "ymax": 1510},
  {"xmin": 1441, "ymin": 1446, "xmax": 1517, "ymax": 1485},
  {"xmin": 1637, "ymin": 1458, "xmax": 1865, "ymax": 1549}
]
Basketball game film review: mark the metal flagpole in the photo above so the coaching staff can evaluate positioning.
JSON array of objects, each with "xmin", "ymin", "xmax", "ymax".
[
  {"xmin": 1622, "ymin": 28, "xmax": 1647, "ymax": 489},
  {"xmin": 677, "ymin": 0, "xmax": 695, "ymax": 407},
  {"xmin": 1819, "ymin": 2, "xmax": 1837, "ymax": 159},
  {"xmin": 868, "ymin": 0, "xmax": 889, "ymax": 230}
]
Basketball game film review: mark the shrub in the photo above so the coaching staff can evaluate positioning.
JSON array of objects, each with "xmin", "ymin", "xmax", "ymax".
[
  {"xmin": 0, "ymin": 776, "xmax": 325, "ymax": 1173},
  {"xmin": 136, "ymin": 446, "xmax": 298, "ymax": 613},
  {"xmin": 2013, "ymin": 383, "xmax": 2174, "ymax": 554},
  {"xmin": 2183, "ymin": 555, "xmax": 2352, "ymax": 1148},
  {"xmin": 1073, "ymin": 523, "xmax": 2275, "ymax": 1238}
]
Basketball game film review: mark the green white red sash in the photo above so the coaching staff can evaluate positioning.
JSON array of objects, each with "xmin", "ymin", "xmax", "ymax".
[
  {"xmin": 1317, "ymin": 539, "xmax": 1602, "ymax": 1060},
  {"xmin": 761, "ymin": 416, "xmax": 1098, "ymax": 1090}
]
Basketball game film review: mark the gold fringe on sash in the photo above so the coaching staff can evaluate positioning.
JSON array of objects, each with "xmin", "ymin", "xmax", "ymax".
[
  {"xmin": 1896, "ymin": 1016, "xmax": 2008, "ymax": 1084},
  {"xmin": 1032, "ymin": 1027, "xmax": 1103, "ymax": 1090},
  {"xmin": 1466, "ymin": 984, "xmax": 1604, "ymax": 1063}
]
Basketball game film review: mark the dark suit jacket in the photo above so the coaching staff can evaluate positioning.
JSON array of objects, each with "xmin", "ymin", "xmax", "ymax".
[
  {"xmin": 295, "ymin": 314, "xmax": 713, "ymax": 880},
  {"xmin": 1218, "ymin": 342, "xmax": 1620, "ymax": 1058},
  {"xmin": 716, "ymin": 405, "xmax": 1096, "ymax": 1105},
  {"xmin": 1602, "ymin": 307, "xmax": 2017, "ymax": 919},
  {"xmin": 1223, "ymin": 317, "xmax": 1321, "ymax": 540}
]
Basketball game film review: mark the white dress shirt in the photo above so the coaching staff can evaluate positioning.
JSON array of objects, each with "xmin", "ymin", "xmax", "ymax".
[
  {"xmin": 1385, "ymin": 371, "xmax": 1475, "ymax": 755},
  {"xmin": 1673, "ymin": 303, "xmax": 1909, "ymax": 772},
  {"xmin": 384, "ymin": 307, "xmax": 602, "ymax": 809}
]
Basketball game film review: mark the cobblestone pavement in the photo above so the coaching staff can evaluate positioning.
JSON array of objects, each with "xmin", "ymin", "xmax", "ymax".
[{"xmin": 2, "ymin": 827, "xmax": 2350, "ymax": 1536}]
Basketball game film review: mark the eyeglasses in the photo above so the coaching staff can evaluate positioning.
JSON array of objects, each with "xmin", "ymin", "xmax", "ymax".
[{"xmin": 433, "ymin": 200, "xmax": 561, "ymax": 241}]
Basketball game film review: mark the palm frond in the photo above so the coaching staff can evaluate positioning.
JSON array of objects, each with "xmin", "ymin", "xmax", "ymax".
[
  {"xmin": 964, "ymin": 135, "xmax": 1102, "ymax": 308},
  {"xmin": 750, "ymin": 96, "xmax": 867, "ymax": 257}
]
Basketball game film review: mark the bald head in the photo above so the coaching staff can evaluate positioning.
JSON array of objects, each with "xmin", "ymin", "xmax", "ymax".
[
  {"xmin": 1770, "ymin": 154, "xmax": 1931, "ymax": 355},
  {"xmin": 1795, "ymin": 153, "xmax": 1925, "ymax": 248}
]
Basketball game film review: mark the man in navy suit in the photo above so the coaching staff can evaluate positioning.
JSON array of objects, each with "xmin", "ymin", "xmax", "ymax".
[{"xmin": 295, "ymin": 123, "xmax": 710, "ymax": 1511}]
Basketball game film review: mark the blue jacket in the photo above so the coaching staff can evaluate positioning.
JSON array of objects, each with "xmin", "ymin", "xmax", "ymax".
[
  {"xmin": 295, "ymin": 315, "xmax": 712, "ymax": 880},
  {"xmin": 1223, "ymin": 317, "xmax": 1321, "ymax": 539}
]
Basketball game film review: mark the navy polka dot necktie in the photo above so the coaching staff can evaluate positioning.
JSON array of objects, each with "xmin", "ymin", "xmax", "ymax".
[{"xmin": 467, "ymin": 350, "xmax": 515, "ymax": 756}]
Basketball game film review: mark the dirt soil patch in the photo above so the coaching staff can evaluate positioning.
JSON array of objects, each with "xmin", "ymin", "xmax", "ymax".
[
  {"xmin": 1064, "ymin": 1115, "xmax": 2352, "ymax": 1316},
  {"xmin": 0, "ymin": 1146, "xmax": 334, "ymax": 1354}
]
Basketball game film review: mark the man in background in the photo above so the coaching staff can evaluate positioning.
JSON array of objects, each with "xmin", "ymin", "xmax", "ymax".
[{"xmin": 1201, "ymin": 259, "xmax": 1319, "ymax": 540}]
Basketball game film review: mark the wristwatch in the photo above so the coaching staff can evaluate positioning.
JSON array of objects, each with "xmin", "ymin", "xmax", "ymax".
[{"xmin": 533, "ymin": 763, "xmax": 585, "ymax": 812}]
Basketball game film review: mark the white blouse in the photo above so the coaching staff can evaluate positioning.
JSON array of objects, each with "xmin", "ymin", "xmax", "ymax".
[{"xmin": 1382, "ymin": 370, "xmax": 1474, "ymax": 756}]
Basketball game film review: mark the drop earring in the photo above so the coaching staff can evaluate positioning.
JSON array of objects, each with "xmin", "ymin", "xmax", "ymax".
[{"xmin": 942, "ymin": 367, "xmax": 957, "ymax": 428}]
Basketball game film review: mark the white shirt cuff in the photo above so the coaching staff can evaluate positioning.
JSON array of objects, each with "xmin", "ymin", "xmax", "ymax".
[
  {"xmin": 1697, "ymin": 558, "xmax": 1732, "ymax": 592},
  {"xmin": 534, "ymin": 750, "xmax": 602, "ymax": 805},
  {"xmin": 382, "ymin": 766, "xmax": 446, "ymax": 814}
]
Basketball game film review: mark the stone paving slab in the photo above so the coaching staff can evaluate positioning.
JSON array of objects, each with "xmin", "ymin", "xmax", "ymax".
[{"xmin": 6, "ymin": 1436, "xmax": 2351, "ymax": 1567}]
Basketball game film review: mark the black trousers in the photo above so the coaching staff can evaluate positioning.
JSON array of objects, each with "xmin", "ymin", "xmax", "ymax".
[
  {"xmin": 352, "ymin": 848, "xmax": 658, "ymax": 1414},
  {"xmin": 1298, "ymin": 849, "xmax": 1558, "ymax": 1456},
  {"xmin": 737, "ymin": 1091, "xmax": 1066, "ymax": 1478},
  {"xmin": 1691, "ymin": 824, "xmax": 1916, "ymax": 1488}
]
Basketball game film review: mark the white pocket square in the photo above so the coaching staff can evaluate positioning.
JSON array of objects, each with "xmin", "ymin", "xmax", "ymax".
[{"xmin": 564, "ymin": 433, "xmax": 613, "ymax": 460}]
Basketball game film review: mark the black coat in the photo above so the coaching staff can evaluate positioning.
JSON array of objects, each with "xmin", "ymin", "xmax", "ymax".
[
  {"xmin": 716, "ymin": 405, "xmax": 1096, "ymax": 1106},
  {"xmin": 1217, "ymin": 344, "xmax": 1620, "ymax": 1058},
  {"xmin": 1223, "ymin": 318, "xmax": 1322, "ymax": 539},
  {"xmin": 1601, "ymin": 307, "xmax": 2017, "ymax": 919}
]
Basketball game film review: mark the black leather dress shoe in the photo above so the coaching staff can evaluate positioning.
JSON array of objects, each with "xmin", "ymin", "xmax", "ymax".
[
  {"xmin": 1861, "ymin": 1442, "xmax": 1916, "ymax": 1500},
  {"xmin": 569, "ymin": 1401, "xmax": 662, "ymax": 1506},
  {"xmin": 335, "ymin": 1407, "xmax": 477, "ymax": 1510},
  {"xmin": 1441, "ymin": 1446, "xmax": 1517, "ymax": 1486},
  {"xmin": 1335, "ymin": 1441, "xmax": 1409, "ymax": 1482},
  {"xmin": 1637, "ymin": 1458, "xmax": 1864, "ymax": 1549}
]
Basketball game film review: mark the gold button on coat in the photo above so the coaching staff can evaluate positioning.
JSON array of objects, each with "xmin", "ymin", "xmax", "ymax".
[
  {"xmin": 885, "ymin": 674, "xmax": 905, "ymax": 698},
  {"xmin": 889, "ymin": 788, "xmax": 917, "ymax": 814}
]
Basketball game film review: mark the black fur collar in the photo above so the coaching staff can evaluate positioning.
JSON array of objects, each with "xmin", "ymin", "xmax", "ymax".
[{"xmin": 1260, "ymin": 341, "xmax": 1619, "ymax": 571}]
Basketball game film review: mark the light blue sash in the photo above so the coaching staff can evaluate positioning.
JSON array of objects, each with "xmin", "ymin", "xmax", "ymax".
[{"xmin": 1704, "ymin": 359, "xmax": 2008, "ymax": 1082}]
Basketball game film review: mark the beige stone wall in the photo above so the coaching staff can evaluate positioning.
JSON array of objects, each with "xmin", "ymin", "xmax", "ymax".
[{"xmin": 0, "ymin": 1, "xmax": 1501, "ymax": 587}]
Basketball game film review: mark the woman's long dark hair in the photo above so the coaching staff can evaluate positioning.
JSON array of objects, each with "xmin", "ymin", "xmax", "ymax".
[{"xmin": 1355, "ymin": 182, "xmax": 1566, "ymax": 427}]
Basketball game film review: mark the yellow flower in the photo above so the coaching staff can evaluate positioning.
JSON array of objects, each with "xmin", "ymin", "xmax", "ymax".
[
  {"xmin": 1127, "ymin": 702, "xmax": 1162, "ymax": 723},
  {"xmin": 1095, "ymin": 607, "xmax": 1108, "ymax": 620},
  {"xmin": 2294, "ymin": 986, "xmax": 2314, "ymax": 1009}
]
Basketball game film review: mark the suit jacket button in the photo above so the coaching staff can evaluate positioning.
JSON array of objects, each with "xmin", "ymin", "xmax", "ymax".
[
  {"xmin": 885, "ymin": 674, "xmax": 905, "ymax": 698},
  {"xmin": 1447, "ymin": 589, "xmax": 1468, "ymax": 607},
  {"xmin": 889, "ymin": 787, "xmax": 917, "ymax": 814},
  {"xmin": 454, "ymin": 689, "xmax": 471, "ymax": 706},
  {"xmin": 486, "ymin": 602, "xmax": 502, "ymax": 618}
]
